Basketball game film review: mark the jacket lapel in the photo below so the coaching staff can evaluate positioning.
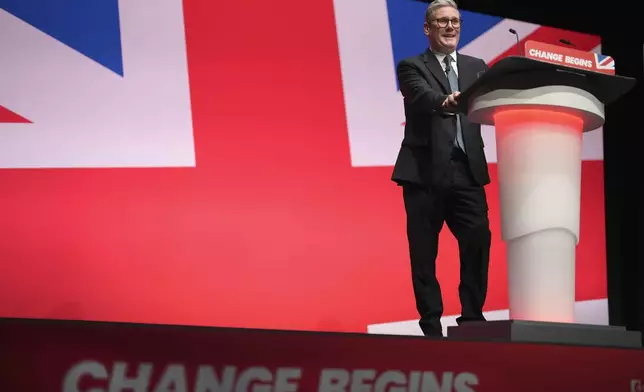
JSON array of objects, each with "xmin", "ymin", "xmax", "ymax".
[
  {"xmin": 456, "ymin": 53, "xmax": 475, "ymax": 93},
  {"xmin": 423, "ymin": 50, "xmax": 450, "ymax": 93}
]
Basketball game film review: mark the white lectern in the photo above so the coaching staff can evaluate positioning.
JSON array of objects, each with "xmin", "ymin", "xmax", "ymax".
[{"xmin": 446, "ymin": 52, "xmax": 640, "ymax": 348}]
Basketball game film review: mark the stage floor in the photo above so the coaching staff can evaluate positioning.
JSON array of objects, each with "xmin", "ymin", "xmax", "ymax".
[{"xmin": 1, "ymin": 318, "xmax": 643, "ymax": 391}]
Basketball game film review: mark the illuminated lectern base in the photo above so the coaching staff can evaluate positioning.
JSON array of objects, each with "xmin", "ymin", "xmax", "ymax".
[{"xmin": 444, "ymin": 52, "xmax": 639, "ymax": 348}]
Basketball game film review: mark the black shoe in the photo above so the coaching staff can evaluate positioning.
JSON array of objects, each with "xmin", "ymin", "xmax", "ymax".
[
  {"xmin": 455, "ymin": 315, "xmax": 486, "ymax": 325},
  {"xmin": 419, "ymin": 319, "xmax": 444, "ymax": 337},
  {"xmin": 424, "ymin": 328, "xmax": 444, "ymax": 338}
]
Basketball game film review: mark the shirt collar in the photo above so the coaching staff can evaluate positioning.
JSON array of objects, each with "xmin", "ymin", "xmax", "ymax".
[{"xmin": 431, "ymin": 49, "xmax": 457, "ymax": 64}]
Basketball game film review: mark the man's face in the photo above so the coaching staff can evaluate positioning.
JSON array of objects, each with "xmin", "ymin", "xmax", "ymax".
[{"xmin": 425, "ymin": 6, "xmax": 461, "ymax": 53}]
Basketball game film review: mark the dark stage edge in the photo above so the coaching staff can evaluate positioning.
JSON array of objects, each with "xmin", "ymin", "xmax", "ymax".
[{"xmin": 446, "ymin": 320, "xmax": 642, "ymax": 348}]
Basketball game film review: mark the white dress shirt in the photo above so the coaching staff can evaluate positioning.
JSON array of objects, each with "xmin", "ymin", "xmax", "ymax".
[{"xmin": 432, "ymin": 50, "xmax": 458, "ymax": 77}]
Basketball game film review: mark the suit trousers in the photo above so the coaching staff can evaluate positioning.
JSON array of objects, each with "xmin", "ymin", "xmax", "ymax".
[{"xmin": 402, "ymin": 148, "xmax": 491, "ymax": 336}]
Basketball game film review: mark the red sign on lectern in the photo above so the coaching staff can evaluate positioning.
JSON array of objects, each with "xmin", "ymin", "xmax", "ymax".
[{"xmin": 524, "ymin": 40, "xmax": 615, "ymax": 75}]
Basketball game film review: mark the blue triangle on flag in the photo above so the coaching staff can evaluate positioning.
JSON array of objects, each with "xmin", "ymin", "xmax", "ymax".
[{"xmin": 0, "ymin": 0, "xmax": 124, "ymax": 76}]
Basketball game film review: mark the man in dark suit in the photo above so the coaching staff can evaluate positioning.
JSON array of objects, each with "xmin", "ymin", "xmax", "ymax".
[{"xmin": 392, "ymin": 0, "xmax": 492, "ymax": 337}]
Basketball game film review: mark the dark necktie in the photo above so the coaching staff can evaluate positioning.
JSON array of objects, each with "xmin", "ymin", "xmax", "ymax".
[{"xmin": 443, "ymin": 56, "xmax": 465, "ymax": 153}]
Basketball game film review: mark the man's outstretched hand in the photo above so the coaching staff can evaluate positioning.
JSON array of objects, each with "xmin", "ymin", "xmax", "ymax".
[{"xmin": 442, "ymin": 91, "xmax": 460, "ymax": 108}]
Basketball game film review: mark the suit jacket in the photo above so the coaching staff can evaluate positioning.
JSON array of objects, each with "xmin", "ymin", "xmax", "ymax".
[{"xmin": 391, "ymin": 49, "xmax": 491, "ymax": 188}]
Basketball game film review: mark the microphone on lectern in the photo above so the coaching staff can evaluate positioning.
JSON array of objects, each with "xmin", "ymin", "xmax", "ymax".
[
  {"xmin": 508, "ymin": 28, "xmax": 523, "ymax": 56},
  {"xmin": 559, "ymin": 38, "xmax": 577, "ymax": 48}
]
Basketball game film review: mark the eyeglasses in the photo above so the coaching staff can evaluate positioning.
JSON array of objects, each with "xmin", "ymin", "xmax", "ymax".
[{"xmin": 432, "ymin": 17, "xmax": 461, "ymax": 28}]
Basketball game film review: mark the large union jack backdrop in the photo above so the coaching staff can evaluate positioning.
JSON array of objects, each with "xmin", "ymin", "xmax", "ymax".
[{"xmin": 0, "ymin": 0, "xmax": 607, "ymax": 335}]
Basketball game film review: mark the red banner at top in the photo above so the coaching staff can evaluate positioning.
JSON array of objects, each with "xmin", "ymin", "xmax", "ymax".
[{"xmin": 524, "ymin": 40, "xmax": 615, "ymax": 75}]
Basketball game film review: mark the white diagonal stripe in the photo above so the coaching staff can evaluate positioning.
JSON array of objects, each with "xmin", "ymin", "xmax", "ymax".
[
  {"xmin": 0, "ymin": 0, "xmax": 195, "ymax": 168},
  {"xmin": 459, "ymin": 19, "xmax": 540, "ymax": 63}
]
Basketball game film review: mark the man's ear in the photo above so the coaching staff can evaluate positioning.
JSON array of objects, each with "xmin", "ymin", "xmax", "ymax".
[{"xmin": 423, "ymin": 22, "xmax": 430, "ymax": 37}]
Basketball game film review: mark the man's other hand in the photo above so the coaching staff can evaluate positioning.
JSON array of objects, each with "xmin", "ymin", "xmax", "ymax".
[{"xmin": 442, "ymin": 91, "xmax": 460, "ymax": 108}]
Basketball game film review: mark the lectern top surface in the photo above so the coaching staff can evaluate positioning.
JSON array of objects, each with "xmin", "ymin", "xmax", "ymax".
[{"xmin": 455, "ymin": 56, "xmax": 636, "ymax": 113}]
